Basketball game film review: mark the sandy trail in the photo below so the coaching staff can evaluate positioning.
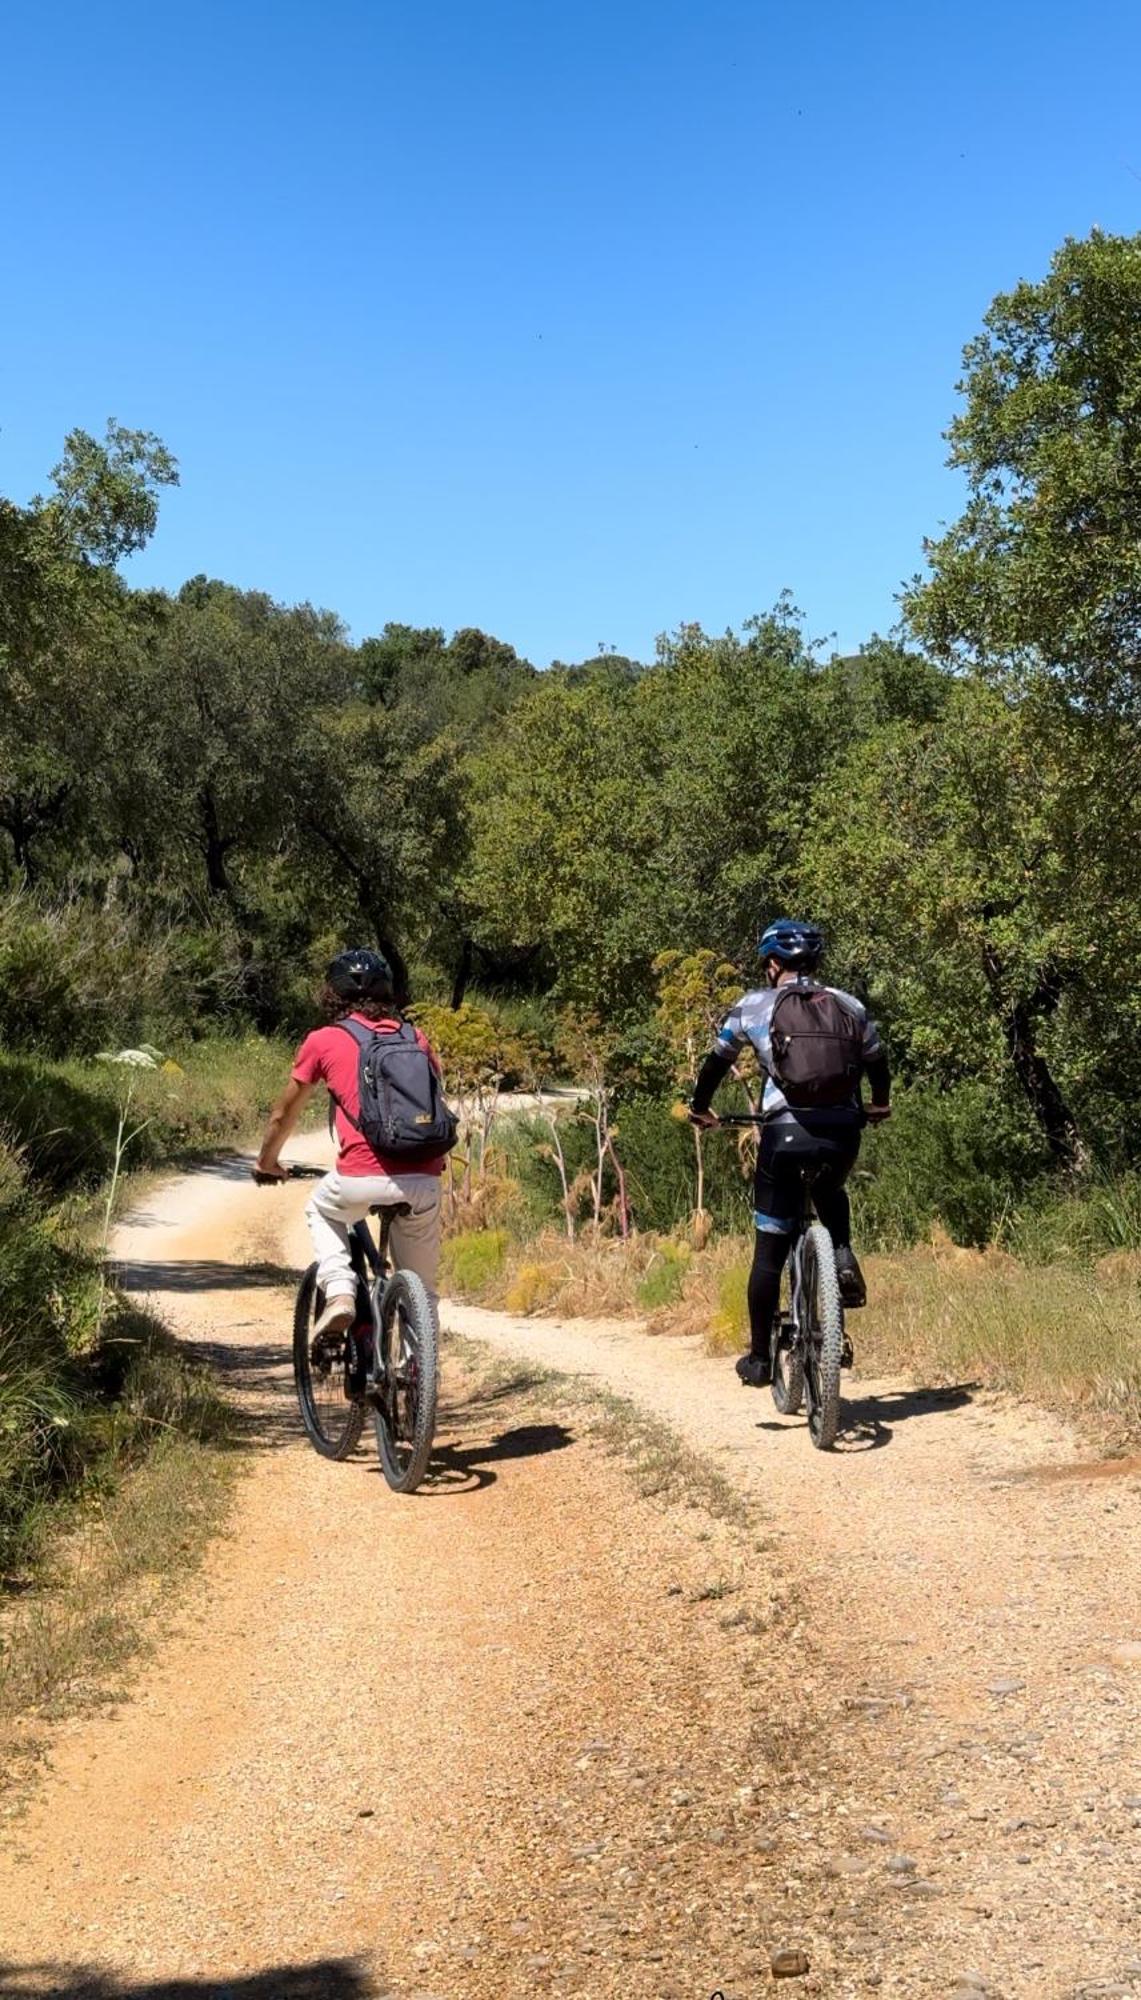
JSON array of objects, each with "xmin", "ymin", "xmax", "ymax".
[{"xmin": 1, "ymin": 1141, "xmax": 1139, "ymax": 1999}]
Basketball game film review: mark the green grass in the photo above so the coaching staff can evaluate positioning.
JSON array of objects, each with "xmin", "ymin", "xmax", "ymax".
[
  {"xmin": 0, "ymin": 1034, "xmax": 294, "ymax": 1200},
  {"xmin": 440, "ymin": 1227, "xmax": 509, "ymax": 1297},
  {"xmin": 635, "ymin": 1240, "xmax": 691, "ymax": 1311}
]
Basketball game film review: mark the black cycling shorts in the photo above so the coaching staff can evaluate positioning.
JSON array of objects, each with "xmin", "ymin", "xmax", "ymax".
[{"xmin": 752, "ymin": 1110, "xmax": 861, "ymax": 1235}]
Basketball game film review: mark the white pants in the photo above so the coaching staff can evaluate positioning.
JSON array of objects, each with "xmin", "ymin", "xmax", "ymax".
[{"xmin": 305, "ymin": 1170, "xmax": 441, "ymax": 1317}]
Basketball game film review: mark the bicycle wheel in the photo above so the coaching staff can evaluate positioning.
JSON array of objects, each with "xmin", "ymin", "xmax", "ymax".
[
  {"xmin": 800, "ymin": 1223, "xmax": 844, "ymax": 1451},
  {"xmin": 770, "ymin": 1312, "xmax": 804, "ymax": 1417},
  {"xmin": 293, "ymin": 1264, "xmax": 366, "ymax": 1461},
  {"xmin": 373, "ymin": 1269, "xmax": 437, "ymax": 1493}
]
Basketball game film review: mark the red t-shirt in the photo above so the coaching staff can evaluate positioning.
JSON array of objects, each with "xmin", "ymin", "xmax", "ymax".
[{"xmin": 291, "ymin": 1014, "xmax": 447, "ymax": 1178}]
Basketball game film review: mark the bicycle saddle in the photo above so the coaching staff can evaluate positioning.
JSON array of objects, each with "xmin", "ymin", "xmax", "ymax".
[{"xmin": 368, "ymin": 1199, "xmax": 413, "ymax": 1218}]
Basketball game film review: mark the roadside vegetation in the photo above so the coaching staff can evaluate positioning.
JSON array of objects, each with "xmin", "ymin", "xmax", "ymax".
[{"xmin": 3, "ymin": 220, "xmax": 1141, "ymax": 1604}]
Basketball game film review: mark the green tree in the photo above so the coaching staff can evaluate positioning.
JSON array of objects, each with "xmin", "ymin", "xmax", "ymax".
[
  {"xmin": 0, "ymin": 423, "xmax": 179, "ymax": 880},
  {"xmin": 798, "ymin": 679, "xmax": 1141, "ymax": 1165},
  {"xmin": 905, "ymin": 229, "xmax": 1141, "ymax": 718}
]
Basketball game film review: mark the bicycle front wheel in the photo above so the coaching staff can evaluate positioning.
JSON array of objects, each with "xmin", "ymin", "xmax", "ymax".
[
  {"xmin": 800, "ymin": 1224, "xmax": 844, "ymax": 1451},
  {"xmin": 373, "ymin": 1270, "xmax": 438, "ymax": 1493},
  {"xmin": 293, "ymin": 1264, "xmax": 366, "ymax": 1461}
]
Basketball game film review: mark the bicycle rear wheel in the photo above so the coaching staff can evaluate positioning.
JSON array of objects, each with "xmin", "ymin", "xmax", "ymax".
[
  {"xmin": 770, "ymin": 1312, "xmax": 804, "ymax": 1417},
  {"xmin": 800, "ymin": 1223, "xmax": 843, "ymax": 1451},
  {"xmin": 293, "ymin": 1264, "xmax": 366, "ymax": 1460},
  {"xmin": 373, "ymin": 1269, "xmax": 437, "ymax": 1493}
]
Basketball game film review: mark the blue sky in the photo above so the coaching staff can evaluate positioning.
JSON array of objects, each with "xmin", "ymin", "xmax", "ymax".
[{"xmin": 3, "ymin": 0, "xmax": 1140, "ymax": 664}]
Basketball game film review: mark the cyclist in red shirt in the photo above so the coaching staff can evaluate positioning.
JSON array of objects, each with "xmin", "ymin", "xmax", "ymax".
[{"xmin": 253, "ymin": 949, "xmax": 446, "ymax": 1336}]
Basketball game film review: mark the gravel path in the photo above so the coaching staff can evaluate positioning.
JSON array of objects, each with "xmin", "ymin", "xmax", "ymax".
[{"xmin": 0, "ymin": 1143, "xmax": 1139, "ymax": 1999}]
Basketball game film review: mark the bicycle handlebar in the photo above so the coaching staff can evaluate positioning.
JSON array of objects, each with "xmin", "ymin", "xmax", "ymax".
[
  {"xmin": 704, "ymin": 1112, "xmax": 767, "ymax": 1125},
  {"xmin": 251, "ymin": 1163, "xmax": 327, "ymax": 1185}
]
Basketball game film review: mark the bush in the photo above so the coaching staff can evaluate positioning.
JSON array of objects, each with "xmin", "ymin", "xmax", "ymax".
[
  {"xmin": 503, "ymin": 1261, "xmax": 562, "ymax": 1314},
  {"xmin": 852, "ymin": 1082, "xmax": 1051, "ymax": 1248},
  {"xmin": 0, "ymin": 1141, "xmax": 228, "ymax": 1573},
  {"xmin": 635, "ymin": 1241, "xmax": 691, "ymax": 1311},
  {"xmin": 710, "ymin": 1257, "xmax": 751, "ymax": 1353},
  {"xmin": 0, "ymin": 1036, "xmax": 292, "ymax": 1197},
  {"xmin": 440, "ymin": 1228, "xmax": 508, "ymax": 1298}
]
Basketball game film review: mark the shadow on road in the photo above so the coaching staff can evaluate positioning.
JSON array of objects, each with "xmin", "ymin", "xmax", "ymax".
[
  {"xmin": 118, "ymin": 1259, "xmax": 298, "ymax": 1295},
  {"xmin": 412, "ymin": 1420, "xmax": 576, "ymax": 1494},
  {"xmin": 0, "ymin": 1961, "xmax": 373, "ymax": 1999},
  {"xmin": 755, "ymin": 1381, "xmax": 978, "ymax": 1452}
]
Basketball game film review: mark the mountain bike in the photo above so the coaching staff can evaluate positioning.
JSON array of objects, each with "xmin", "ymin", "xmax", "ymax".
[
  {"xmin": 254, "ymin": 1165, "xmax": 438, "ymax": 1492},
  {"xmin": 711, "ymin": 1116, "xmax": 846, "ymax": 1451}
]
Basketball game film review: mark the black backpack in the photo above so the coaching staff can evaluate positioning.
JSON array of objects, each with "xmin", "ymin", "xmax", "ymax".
[
  {"xmin": 330, "ymin": 1018, "xmax": 459, "ymax": 1165},
  {"xmin": 768, "ymin": 982, "xmax": 864, "ymax": 1109}
]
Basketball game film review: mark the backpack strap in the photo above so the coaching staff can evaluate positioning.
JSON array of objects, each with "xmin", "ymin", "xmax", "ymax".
[
  {"xmin": 325, "ymin": 1016, "xmax": 418, "ymax": 1134},
  {"xmin": 325, "ymin": 1017, "xmax": 374, "ymax": 1134}
]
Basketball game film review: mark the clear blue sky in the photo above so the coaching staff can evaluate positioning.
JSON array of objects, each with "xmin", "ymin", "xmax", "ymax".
[{"xmin": 3, "ymin": 1, "xmax": 1140, "ymax": 665}]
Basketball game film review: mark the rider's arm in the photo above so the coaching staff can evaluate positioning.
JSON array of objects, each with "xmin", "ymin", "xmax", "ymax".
[
  {"xmin": 255, "ymin": 1078, "xmax": 314, "ymax": 1176},
  {"xmin": 865, "ymin": 1051, "xmax": 891, "ymax": 1109},
  {"xmin": 862, "ymin": 1007, "xmax": 891, "ymax": 1117},
  {"xmin": 690, "ymin": 1048, "xmax": 733, "ymax": 1117},
  {"xmin": 690, "ymin": 1002, "xmax": 747, "ymax": 1116}
]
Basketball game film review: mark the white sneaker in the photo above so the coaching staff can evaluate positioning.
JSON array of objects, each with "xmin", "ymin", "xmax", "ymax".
[{"xmin": 314, "ymin": 1294, "xmax": 355, "ymax": 1337}]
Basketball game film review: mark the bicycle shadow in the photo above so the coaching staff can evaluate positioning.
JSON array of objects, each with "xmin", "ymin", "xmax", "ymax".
[
  {"xmin": 756, "ymin": 1381, "xmax": 978, "ymax": 1452},
  {"xmin": 0, "ymin": 1959, "xmax": 372, "ymax": 1998},
  {"xmin": 399, "ymin": 1420, "xmax": 576, "ymax": 1495}
]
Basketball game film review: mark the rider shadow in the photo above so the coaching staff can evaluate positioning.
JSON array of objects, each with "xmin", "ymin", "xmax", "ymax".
[
  {"xmin": 755, "ymin": 1382, "xmax": 978, "ymax": 1452},
  {"xmin": 404, "ymin": 1421, "xmax": 576, "ymax": 1495}
]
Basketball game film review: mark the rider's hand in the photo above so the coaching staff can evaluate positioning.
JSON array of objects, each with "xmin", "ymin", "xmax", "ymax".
[
  {"xmin": 252, "ymin": 1157, "xmax": 287, "ymax": 1183},
  {"xmin": 688, "ymin": 1109, "xmax": 720, "ymax": 1130},
  {"xmin": 865, "ymin": 1103, "xmax": 892, "ymax": 1124}
]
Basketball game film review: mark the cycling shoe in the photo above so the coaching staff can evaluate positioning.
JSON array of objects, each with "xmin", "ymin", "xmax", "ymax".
[
  {"xmin": 834, "ymin": 1247, "xmax": 867, "ymax": 1309},
  {"xmin": 735, "ymin": 1350, "xmax": 772, "ymax": 1388}
]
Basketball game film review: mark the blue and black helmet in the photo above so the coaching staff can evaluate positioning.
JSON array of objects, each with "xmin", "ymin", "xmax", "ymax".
[{"xmin": 758, "ymin": 918, "xmax": 825, "ymax": 970}]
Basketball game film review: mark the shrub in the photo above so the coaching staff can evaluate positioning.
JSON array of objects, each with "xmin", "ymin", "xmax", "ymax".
[
  {"xmin": 850, "ymin": 1082, "xmax": 1050, "ymax": 1249},
  {"xmin": 440, "ymin": 1228, "xmax": 507, "ymax": 1298},
  {"xmin": 0, "ymin": 1037, "xmax": 291, "ymax": 1197},
  {"xmin": 503, "ymin": 1261, "xmax": 562, "ymax": 1314},
  {"xmin": 710, "ymin": 1257, "xmax": 751, "ymax": 1354},
  {"xmin": 635, "ymin": 1240, "xmax": 691, "ymax": 1311}
]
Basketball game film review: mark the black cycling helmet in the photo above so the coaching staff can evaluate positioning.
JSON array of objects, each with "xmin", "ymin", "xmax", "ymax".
[
  {"xmin": 325, "ymin": 947, "xmax": 395, "ymax": 1003},
  {"xmin": 758, "ymin": 918, "xmax": 825, "ymax": 970}
]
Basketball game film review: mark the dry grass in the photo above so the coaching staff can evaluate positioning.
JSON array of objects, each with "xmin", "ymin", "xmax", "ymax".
[
  {"xmin": 857, "ymin": 1235, "xmax": 1141, "ymax": 1432},
  {"xmin": 0, "ymin": 1428, "xmax": 235, "ymax": 1791},
  {"xmin": 0, "ymin": 1317, "xmax": 238, "ymax": 1796},
  {"xmin": 444, "ymin": 1209, "xmax": 1141, "ymax": 1439}
]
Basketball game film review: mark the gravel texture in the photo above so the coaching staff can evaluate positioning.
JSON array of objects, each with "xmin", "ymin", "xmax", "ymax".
[{"xmin": 0, "ymin": 1139, "xmax": 1138, "ymax": 1999}]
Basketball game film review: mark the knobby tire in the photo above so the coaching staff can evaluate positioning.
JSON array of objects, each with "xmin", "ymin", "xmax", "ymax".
[
  {"xmin": 293, "ymin": 1263, "xmax": 366, "ymax": 1461},
  {"xmin": 801, "ymin": 1223, "xmax": 843, "ymax": 1451},
  {"xmin": 373, "ymin": 1269, "xmax": 437, "ymax": 1493},
  {"xmin": 770, "ymin": 1313, "xmax": 805, "ymax": 1417}
]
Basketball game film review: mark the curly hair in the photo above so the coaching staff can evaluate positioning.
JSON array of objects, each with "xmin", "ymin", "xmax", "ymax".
[{"xmin": 317, "ymin": 983, "xmax": 398, "ymax": 1025}]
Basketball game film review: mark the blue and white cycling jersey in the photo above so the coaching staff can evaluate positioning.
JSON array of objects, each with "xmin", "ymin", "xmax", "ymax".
[{"xmin": 713, "ymin": 981, "xmax": 883, "ymax": 1121}]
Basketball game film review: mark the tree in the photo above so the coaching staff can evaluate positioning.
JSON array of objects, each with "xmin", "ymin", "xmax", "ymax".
[
  {"xmin": 653, "ymin": 948, "xmax": 745, "ymax": 1228},
  {"xmin": 0, "ymin": 423, "xmax": 179, "ymax": 882},
  {"xmin": 905, "ymin": 229, "xmax": 1141, "ymax": 719},
  {"xmin": 797, "ymin": 678, "xmax": 1141, "ymax": 1166}
]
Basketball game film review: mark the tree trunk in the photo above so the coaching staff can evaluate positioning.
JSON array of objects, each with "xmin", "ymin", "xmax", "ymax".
[
  {"xmin": 301, "ymin": 815, "xmax": 410, "ymax": 1007},
  {"xmin": 980, "ymin": 943, "xmax": 1086, "ymax": 1169},
  {"xmin": 451, "ymin": 936, "xmax": 474, "ymax": 1010},
  {"xmin": 198, "ymin": 786, "xmax": 234, "ymax": 899}
]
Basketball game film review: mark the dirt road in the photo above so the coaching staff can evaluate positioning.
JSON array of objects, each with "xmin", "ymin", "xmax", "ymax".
[{"xmin": 1, "ymin": 1146, "xmax": 1139, "ymax": 1999}]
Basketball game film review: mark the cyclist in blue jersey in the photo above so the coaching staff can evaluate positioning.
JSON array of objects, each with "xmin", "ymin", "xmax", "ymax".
[{"xmin": 689, "ymin": 919, "xmax": 891, "ymax": 1387}]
